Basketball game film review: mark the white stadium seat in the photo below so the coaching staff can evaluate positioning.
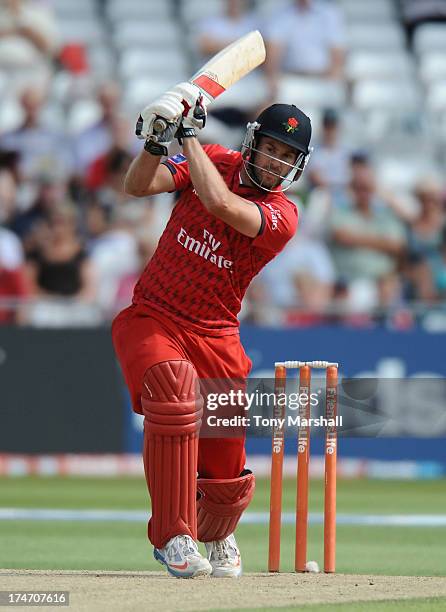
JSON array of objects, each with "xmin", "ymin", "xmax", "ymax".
[
  {"xmin": 277, "ymin": 76, "xmax": 347, "ymax": 110},
  {"xmin": 426, "ymin": 81, "xmax": 446, "ymax": 113},
  {"xmin": 52, "ymin": 0, "xmax": 97, "ymax": 19},
  {"xmin": 346, "ymin": 51, "xmax": 414, "ymax": 81},
  {"xmin": 352, "ymin": 79, "xmax": 421, "ymax": 111},
  {"xmin": 346, "ymin": 23, "xmax": 406, "ymax": 51},
  {"xmin": 58, "ymin": 19, "xmax": 105, "ymax": 46},
  {"xmin": 180, "ymin": 0, "xmax": 226, "ymax": 26},
  {"xmin": 88, "ymin": 46, "xmax": 115, "ymax": 78},
  {"xmin": 122, "ymin": 77, "xmax": 179, "ymax": 114},
  {"xmin": 0, "ymin": 98, "xmax": 23, "ymax": 134},
  {"xmin": 211, "ymin": 72, "xmax": 269, "ymax": 111},
  {"xmin": 376, "ymin": 156, "xmax": 442, "ymax": 191},
  {"xmin": 113, "ymin": 21, "xmax": 180, "ymax": 50},
  {"xmin": 68, "ymin": 99, "xmax": 103, "ymax": 134},
  {"xmin": 119, "ymin": 48, "xmax": 189, "ymax": 81},
  {"xmin": 107, "ymin": 0, "xmax": 172, "ymax": 21},
  {"xmin": 419, "ymin": 52, "xmax": 446, "ymax": 84},
  {"xmin": 337, "ymin": 0, "xmax": 396, "ymax": 21},
  {"xmin": 413, "ymin": 24, "xmax": 446, "ymax": 56}
]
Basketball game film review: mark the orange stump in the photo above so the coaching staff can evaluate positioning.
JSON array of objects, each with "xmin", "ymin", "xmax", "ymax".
[
  {"xmin": 324, "ymin": 365, "xmax": 338, "ymax": 573},
  {"xmin": 268, "ymin": 364, "xmax": 287, "ymax": 572},
  {"xmin": 295, "ymin": 365, "xmax": 311, "ymax": 572},
  {"xmin": 268, "ymin": 361, "xmax": 338, "ymax": 574}
]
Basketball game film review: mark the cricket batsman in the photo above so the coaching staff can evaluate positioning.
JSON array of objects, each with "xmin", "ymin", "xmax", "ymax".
[{"xmin": 112, "ymin": 82, "xmax": 312, "ymax": 578}]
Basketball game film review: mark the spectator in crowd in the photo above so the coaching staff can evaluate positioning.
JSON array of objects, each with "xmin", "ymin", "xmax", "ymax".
[
  {"xmin": 0, "ymin": 149, "xmax": 20, "ymax": 183},
  {"xmin": 407, "ymin": 177, "xmax": 445, "ymax": 267},
  {"xmin": 400, "ymin": 177, "xmax": 446, "ymax": 304},
  {"xmin": 195, "ymin": 0, "xmax": 267, "ymax": 128},
  {"xmin": 73, "ymin": 81, "xmax": 132, "ymax": 176},
  {"xmin": 252, "ymin": 231, "xmax": 335, "ymax": 325},
  {"xmin": 0, "ymin": 226, "xmax": 28, "ymax": 324},
  {"xmin": 25, "ymin": 204, "xmax": 97, "ymax": 326},
  {"xmin": 0, "ymin": 85, "xmax": 72, "ymax": 181},
  {"xmin": 85, "ymin": 137, "xmax": 133, "ymax": 199},
  {"xmin": 112, "ymin": 233, "xmax": 157, "ymax": 316},
  {"xmin": 92, "ymin": 148, "xmax": 134, "ymax": 209},
  {"xmin": 303, "ymin": 151, "xmax": 370, "ymax": 240},
  {"xmin": 307, "ymin": 108, "xmax": 350, "ymax": 191},
  {"xmin": 375, "ymin": 272, "xmax": 414, "ymax": 329},
  {"xmin": 265, "ymin": 0, "xmax": 345, "ymax": 97},
  {"xmin": 8, "ymin": 171, "xmax": 68, "ymax": 253},
  {"xmin": 196, "ymin": 0, "xmax": 258, "ymax": 58},
  {"xmin": 0, "ymin": 0, "xmax": 59, "ymax": 82},
  {"xmin": 401, "ymin": 252, "xmax": 437, "ymax": 304},
  {"xmin": 432, "ymin": 228, "xmax": 446, "ymax": 298},
  {"xmin": 0, "ymin": 165, "xmax": 17, "ymax": 226},
  {"xmin": 329, "ymin": 165, "xmax": 406, "ymax": 291},
  {"xmin": 87, "ymin": 202, "xmax": 141, "ymax": 316}
]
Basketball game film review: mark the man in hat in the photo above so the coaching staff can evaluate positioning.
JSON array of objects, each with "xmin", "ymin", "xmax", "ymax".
[{"xmin": 113, "ymin": 84, "xmax": 312, "ymax": 578}]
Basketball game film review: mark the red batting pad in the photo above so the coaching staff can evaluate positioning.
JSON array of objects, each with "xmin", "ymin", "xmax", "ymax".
[
  {"xmin": 192, "ymin": 74, "xmax": 226, "ymax": 99},
  {"xmin": 142, "ymin": 360, "xmax": 203, "ymax": 548},
  {"xmin": 197, "ymin": 473, "xmax": 255, "ymax": 542}
]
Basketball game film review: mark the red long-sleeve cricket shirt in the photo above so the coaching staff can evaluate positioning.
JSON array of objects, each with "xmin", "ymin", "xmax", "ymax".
[{"xmin": 133, "ymin": 144, "xmax": 298, "ymax": 335}]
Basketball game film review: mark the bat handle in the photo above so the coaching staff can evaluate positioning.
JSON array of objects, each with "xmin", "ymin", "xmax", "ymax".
[{"xmin": 153, "ymin": 117, "xmax": 167, "ymax": 133}]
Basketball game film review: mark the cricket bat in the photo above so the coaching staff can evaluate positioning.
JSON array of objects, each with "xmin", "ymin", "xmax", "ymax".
[{"xmin": 153, "ymin": 30, "xmax": 266, "ymax": 132}]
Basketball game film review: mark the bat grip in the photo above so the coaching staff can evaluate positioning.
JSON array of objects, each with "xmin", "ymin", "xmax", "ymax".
[{"xmin": 153, "ymin": 117, "xmax": 167, "ymax": 133}]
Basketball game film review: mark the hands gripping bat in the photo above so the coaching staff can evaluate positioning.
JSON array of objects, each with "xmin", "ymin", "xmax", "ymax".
[{"xmin": 152, "ymin": 30, "xmax": 266, "ymax": 133}]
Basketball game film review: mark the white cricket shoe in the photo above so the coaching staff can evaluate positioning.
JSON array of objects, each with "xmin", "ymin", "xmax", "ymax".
[
  {"xmin": 205, "ymin": 533, "xmax": 242, "ymax": 578},
  {"xmin": 154, "ymin": 535, "xmax": 212, "ymax": 578}
]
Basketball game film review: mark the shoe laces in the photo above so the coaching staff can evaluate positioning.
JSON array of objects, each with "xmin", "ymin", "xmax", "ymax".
[
  {"xmin": 178, "ymin": 535, "xmax": 198, "ymax": 557},
  {"xmin": 213, "ymin": 539, "xmax": 231, "ymax": 562}
]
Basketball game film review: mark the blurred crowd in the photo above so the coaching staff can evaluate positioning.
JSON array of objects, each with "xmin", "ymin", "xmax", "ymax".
[{"xmin": 1, "ymin": 0, "xmax": 446, "ymax": 329}]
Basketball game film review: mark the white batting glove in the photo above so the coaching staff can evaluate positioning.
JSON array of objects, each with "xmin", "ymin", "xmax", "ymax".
[
  {"xmin": 136, "ymin": 91, "xmax": 184, "ymax": 141},
  {"xmin": 171, "ymin": 82, "xmax": 208, "ymax": 115},
  {"xmin": 170, "ymin": 81, "xmax": 208, "ymax": 130}
]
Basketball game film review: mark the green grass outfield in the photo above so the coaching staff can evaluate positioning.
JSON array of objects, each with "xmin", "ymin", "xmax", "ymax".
[
  {"xmin": 1, "ymin": 477, "xmax": 446, "ymax": 610},
  {"xmin": 211, "ymin": 599, "xmax": 446, "ymax": 612}
]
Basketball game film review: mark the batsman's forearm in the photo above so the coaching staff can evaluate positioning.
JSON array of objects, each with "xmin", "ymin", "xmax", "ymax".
[
  {"xmin": 182, "ymin": 138, "xmax": 231, "ymax": 212},
  {"xmin": 124, "ymin": 149, "xmax": 162, "ymax": 196}
]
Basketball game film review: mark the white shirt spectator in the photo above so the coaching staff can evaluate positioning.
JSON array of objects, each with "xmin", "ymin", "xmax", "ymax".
[
  {"xmin": 258, "ymin": 235, "xmax": 335, "ymax": 308},
  {"xmin": 0, "ymin": 227, "xmax": 24, "ymax": 269},
  {"xmin": 196, "ymin": 13, "xmax": 258, "ymax": 54},
  {"xmin": 73, "ymin": 120, "xmax": 114, "ymax": 174},
  {"xmin": 0, "ymin": 126, "xmax": 72, "ymax": 180},
  {"xmin": 266, "ymin": 0, "xmax": 345, "ymax": 74},
  {"xmin": 309, "ymin": 143, "xmax": 350, "ymax": 190},
  {"xmin": 89, "ymin": 227, "xmax": 139, "ymax": 314}
]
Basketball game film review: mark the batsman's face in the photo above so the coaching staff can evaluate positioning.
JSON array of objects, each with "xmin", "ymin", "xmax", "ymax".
[{"xmin": 254, "ymin": 137, "xmax": 298, "ymax": 189}]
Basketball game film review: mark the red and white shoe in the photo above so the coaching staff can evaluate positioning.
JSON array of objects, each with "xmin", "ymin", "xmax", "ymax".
[
  {"xmin": 205, "ymin": 534, "xmax": 242, "ymax": 578},
  {"xmin": 154, "ymin": 535, "xmax": 212, "ymax": 579}
]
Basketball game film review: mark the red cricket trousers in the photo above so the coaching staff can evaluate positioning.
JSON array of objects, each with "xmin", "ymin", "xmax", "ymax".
[{"xmin": 111, "ymin": 303, "xmax": 252, "ymax": 479}]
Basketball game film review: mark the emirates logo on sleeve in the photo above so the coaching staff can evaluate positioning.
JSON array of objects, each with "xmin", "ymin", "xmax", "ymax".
[{"xmin": 264, "ymin": 202, "xmax": 282, "ymax": 230}]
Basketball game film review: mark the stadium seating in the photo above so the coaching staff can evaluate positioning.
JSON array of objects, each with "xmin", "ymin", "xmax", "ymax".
[
  {"xmin": 419, "ymin": 52, "xmax": 446, "ymax": 85},
  {"xmin": 413, "ymin": 23, "xmax": 446, "ymax": 56},
  {"xmin": 278, "ymin": 76, "xmax": 347, "ymax": 110},
  {"xmin": 346, "ymin": 23, "xmax": 406, "ymax": 51},
  {"xmin": 338, "ymin": 0, "xmax": 396, "ymax": 22},
  {"xmin": 106, "ymin": 0, "xmax": 173, "ymax": 21},
  {"xmin": 346, "ymin": 51, "xmax": 414, "ymax": 81}
]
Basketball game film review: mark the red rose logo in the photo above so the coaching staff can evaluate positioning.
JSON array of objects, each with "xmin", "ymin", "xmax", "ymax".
[{"xmin": 283, "ymin": 117, "xmax": 300, "ymax": 133}]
